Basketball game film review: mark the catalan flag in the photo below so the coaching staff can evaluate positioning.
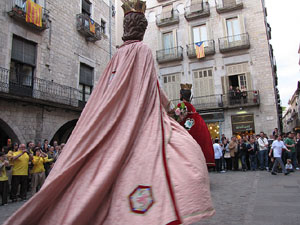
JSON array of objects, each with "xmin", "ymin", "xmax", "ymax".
[
  {"xmin": 195, "ymin": 41, "xmax": 205, "ymax": 59},
  {"xmin": 26, "ymin": 0, "xmax": 42, "ymax": 27},
  {"xmin": 89, "ymin": 19, "xmax": 95, "ymax": 33}
]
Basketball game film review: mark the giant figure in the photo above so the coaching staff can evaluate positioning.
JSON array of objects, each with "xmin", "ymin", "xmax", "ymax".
[
  {"xmin": 4, "ymin": 1, "xmax": 214, "ymax": 224},
  {"xmin": 178, "ymin": 84, "xmax": 215, "ymax": 167}
]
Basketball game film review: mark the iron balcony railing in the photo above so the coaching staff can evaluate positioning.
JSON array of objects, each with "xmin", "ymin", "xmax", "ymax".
[
  {"xmin": 156, "ymin": 46, "xmax": 183, "ymax": 64},
  {"xmin": 76, "ymin": 13, "xmax": 101, "ymax": 42},
  {"xmin": 156, "ymin": 9, "xmax": 179, "ymax": 27},
  {"xmin": 184, "ymin": 1, "xmax": 210, "ymax": 21},
  {"xmin": 219, "ymin": 33, "xmax": 250, "ymax": 53},
  {"xmin": 186, "ymin": 40, "xmax": 215, "ymax": 58},
  {"xmin": 7, "ymin": 0, "xmax": 50, "ymax": 31},
  {"xmin": 0, "ymin": 67, "xmax": 81, "ymax": 108},
  {"xmin": 216, "ymin": 0, "xmax": 243, "ymax": 13},
  {"xmin": 171, "ymin": 90, "xmax": 260, "ymax": 111}
]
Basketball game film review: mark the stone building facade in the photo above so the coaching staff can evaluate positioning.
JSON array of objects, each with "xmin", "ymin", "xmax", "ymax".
[
  {"xmin": 0, "ymin": 0, "xmax": 116, "ymax": 147},
  {"xmin": 116, "ymin": 0, "xmax": 280, "ymax": 138},
  {"xmin": 282, "ymin": 81, "xmax": 300, "ymax": 133}
]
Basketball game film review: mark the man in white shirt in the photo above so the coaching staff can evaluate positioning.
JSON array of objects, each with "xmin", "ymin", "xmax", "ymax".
[
  {"xmin": 269, "ymin": 135, "xmax": 289, "ymax": 175},
  {"xmin": 213, "ymin": 139, "xmax": 223, "ymax": 172},
  {"xmin": 257, "ymin": 132, "xmax": 269, "ymax": 171}
]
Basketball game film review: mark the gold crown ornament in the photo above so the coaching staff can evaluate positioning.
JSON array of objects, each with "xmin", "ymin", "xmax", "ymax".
[
  {"xmin": 121, "ymin": 0, "xmax": 147, "ymax": 15},
  {"xmin": 180, "ymin": 83, "xmax": 192, "ymax": 90}
]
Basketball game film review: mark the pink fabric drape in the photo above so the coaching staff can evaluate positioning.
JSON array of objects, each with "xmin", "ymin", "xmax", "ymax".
[{"xmin": 4, "ymin": 41, "xmax": 214, "ymax": 225}]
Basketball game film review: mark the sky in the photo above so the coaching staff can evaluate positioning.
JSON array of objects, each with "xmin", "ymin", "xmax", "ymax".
[{"xmin": 265, "ymin": 0, "xmax": 300, "ymax": 107}]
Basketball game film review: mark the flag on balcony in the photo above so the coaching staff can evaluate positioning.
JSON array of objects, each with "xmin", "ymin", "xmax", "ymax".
[
  {"xmin": 195, "ymin": 41, "xmax": 205, "ymax": 59},
  {"xmin": 89, "ymin": 19, "xmax": 95, "ymax": 33},
  {"xmin": 26, "ymin": 0, "xmax": 42, "ymax": 27}
]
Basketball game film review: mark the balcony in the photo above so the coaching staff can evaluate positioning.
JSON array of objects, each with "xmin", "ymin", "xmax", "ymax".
[
  {"xmin": 0, "ymin": 67, "xmax": 81, "ymax": 109},
  {"xmin": 223, "ymin": 90, "xmax": 260, "ymax": 109},
  {"xmin": 216, "ymin": 0, "xmax": 243, "ymax": 14},
  {"xmin": 76, "ymin": 13, "xmax": 101, "ymax": 42},
  {"xmin": 171, "ymin": 90, "xmax": 260, "ymax": 111},
  {"xmin": 7, "ymin": 0, "xmax": 49, "ymax": 31},
  {"xmin": 156, "ymin": 10, "xmax": 179, "ymax": 28},
  {"xmin": 184, "ymin": 2, "xmax": 210, "ymax": 21},
  {"xmin": 156, "ymin": 46, "xmax": 183, "ymax": 64},
  {"xmin": 219, "ymin": 33, "xmax": 250, "ymax": 53},
  {"xmin": 186, "ymin": 40, "xmax": 215, "ymax": 59}
]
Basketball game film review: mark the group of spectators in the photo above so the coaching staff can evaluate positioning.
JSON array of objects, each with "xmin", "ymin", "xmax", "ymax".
[
  {"xmin": 228, "ymin": 85, "xmax": 248, "ymax": 105},
  {"xmin": 0, "ymin": 139, "xmax": 65, "ymax": 206},
  {"xmin": 212, "ymin": 130, "xmax": 300, "ymax": 175}
]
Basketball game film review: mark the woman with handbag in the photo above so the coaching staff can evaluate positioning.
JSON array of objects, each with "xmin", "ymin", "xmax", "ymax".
[{"xmin": 223, "ymin": 139, "xmax": 231, "ymax": 170}]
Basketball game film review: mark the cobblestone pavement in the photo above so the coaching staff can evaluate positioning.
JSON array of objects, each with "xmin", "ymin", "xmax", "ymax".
[{"xmin": 1, "ymin": 171, "xmax": 300, "ymax": 225}]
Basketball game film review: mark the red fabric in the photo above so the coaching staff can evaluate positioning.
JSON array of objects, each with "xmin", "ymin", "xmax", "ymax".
[{"xmin": 180, "ymin": 102, "xmax": 215, "ymax": 166}]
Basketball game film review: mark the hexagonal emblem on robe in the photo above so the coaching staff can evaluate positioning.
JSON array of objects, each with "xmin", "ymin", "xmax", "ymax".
[{"xmin": 129, "ymin": 185, "xmax": 154, "ymax": 214}]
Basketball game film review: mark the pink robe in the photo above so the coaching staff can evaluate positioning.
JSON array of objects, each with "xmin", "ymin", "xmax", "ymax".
[{"xmin": 4, "ymin": 41, "xmax": 214, "ymax": 225}]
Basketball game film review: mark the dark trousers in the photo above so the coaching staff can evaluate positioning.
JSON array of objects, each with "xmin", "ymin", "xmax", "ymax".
[
  {"xmin": 0, "ymin": 180, "xmax": 8, "ymax": 205},
  {"xmin": 232, "ymin": 156, "xmax": 239, "ymax": 170},
  {"xmin": 215, "ymin": 159, "xmax": 221, "ymax": 172},
  {"xmin": 249, "ymin": 154, "xmax": 257, "ymax": 170},
  {"xmin": 291, "ymin": 152, "xmax": 298, "ymax": 169},
  {"xmin": 241, "ymin": 154, "xmax": 247, "ymax": 170},
  {"xmin": 225, "ymin": 158, "xmax": 232, "ymax": 170},
  {"xmin": 11, "ymin": 175, "xmax": 28, "ymax": 200}
]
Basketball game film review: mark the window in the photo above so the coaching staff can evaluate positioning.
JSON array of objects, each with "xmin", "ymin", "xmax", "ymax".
[
  {"xmin": 161, "ymin": 4, "xmax": 173, "ymax": 19},
  {"xmin": 79, "ymin": 63, "xmax": 93, "ymax": 103},
  {"xmin": 10, "ymin": 36, "xmax": 36, "ymax": 87},
  {"xmin": 82, "ymin": 0, "xmax": 91, "ymax": 16},
  {"xmin": 193, "ymin": 68, "xmax": 214, "ymax": 97},
  {"xmin": 100, "ymin": 19, "xmax": 106, "ymax": 34},
  {"xmin": 190, "ymin": 0, "xmax": 203, "ymax": 12},
  {"xmin": 163, "ymin": 32, "xmax": 174, "ymax": 50},
  {"xmin": 226, "ymin": 17, "xmax": 241, "ymax": 41},
  {"xmin": 223, "ymin": 0, "xmax": 237, "ymax": 7},
  {"xmin": 192, "ymin": 24, "xmax": 207, "ymax": 45},
  {"xmin": 162, "ymin": 73, "xmax": 181, "ymax": 100}
]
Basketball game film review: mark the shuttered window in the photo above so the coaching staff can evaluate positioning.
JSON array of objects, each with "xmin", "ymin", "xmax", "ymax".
[
  {"xmin": 11, "ymin": 36, "xmax": 36, "ymax": 66},
  {"xmin": 79, "ymin": 63, "xmax": 93, "ymax": 103},
  {"xmin": 162, "ymin": 73, "xmax": 181, "ymax": 101},
  {"xmin": 162, "ymin": 4, "xmax": 173, "ymax": 19},
  {"xmin": 82, "ymin": 0, "xmax": 91, "ymax": 16},
  {"xmin": 80, "ymin": 63, "xmax": 93, "ymax": 86}
]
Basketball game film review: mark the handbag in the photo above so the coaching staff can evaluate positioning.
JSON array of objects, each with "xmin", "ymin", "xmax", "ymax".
[{"xmin": 224, "ymin": 152, "xmax": 231, "ymax": 158}]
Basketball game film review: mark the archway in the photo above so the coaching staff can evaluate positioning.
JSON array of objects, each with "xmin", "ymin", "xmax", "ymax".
[
  {"xmin": 0, "ymin": 118, "xmax": 20, "ymax": 149},
  {"xmin": 50, "ymin": 119, "xmax": 78, "ymax": 145}
]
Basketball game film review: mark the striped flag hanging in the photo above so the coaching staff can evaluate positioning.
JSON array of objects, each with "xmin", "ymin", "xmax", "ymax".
[
  {"xmin": 26, "ymin": 0, "xmax": 42, "ymax": 27},
  {"xmin": 195, "ymin": 41, "xmax": 205, "ymax": 59},
  {"xmin": 89, "ymin": 19, "xmax": 96, "ymax": 33}
]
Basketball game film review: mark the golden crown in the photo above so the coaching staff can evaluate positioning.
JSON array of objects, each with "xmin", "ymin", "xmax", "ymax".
[
  {"xmin": 121, "ymin": 0, "xmax": 146, "ymax": 15},
  {"xmin": 180, "ymin": 83, "xmax": 192, "ymax": 90}
]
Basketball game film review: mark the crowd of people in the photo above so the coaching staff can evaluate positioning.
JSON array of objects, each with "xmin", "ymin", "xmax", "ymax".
[
  {"xmin": 0, "ymin": 140, "xmax": 65, "ymax": 206},
  {"xmin": 212, "ymin": 129, "xmax": 300, "ymax": 175}
]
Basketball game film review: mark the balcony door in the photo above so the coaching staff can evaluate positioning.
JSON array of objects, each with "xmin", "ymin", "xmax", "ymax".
[
  {"xmin": 192, "ymin": 24, "xmax": 207, "ymax": 46},
  {"xmin": 226, "ymin": 17, "xmax": 241, "ymax": 42},
  {"xmin": 10, "ymin": 36, "xmax": 36, "ymax": 97},
  {"xmin": 193, "ymin": 68, "xmax": 215, "ymax": 107},
  {"xmin": 223, "ymin": 0, "xmax": 236, "ymax": 7},
  {"xmin": 162, "ymin": 73, "xmax": 181, "ymax": 101},
  {"xmin": 161, "ymin": 4, "xmax": 173, "ymax": 20},
  {"xmin": 190, "ymin": 0, "xmax": 203, "ymax": 12},
  {"xmin": 79, "ymin": 63, "xmax": 93, "ymax": 108},
  {"xmin": 228, "ymin": 74, "xmax": 247, "ymax": 90},
  {"xmin": 163, "ymin": 32, "xmax": 174, "ymax": 56}
]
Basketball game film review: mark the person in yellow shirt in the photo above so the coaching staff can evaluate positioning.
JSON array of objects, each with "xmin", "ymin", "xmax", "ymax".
[
  {"xmin": 0, "ymin": 152, "xmax": 9, "ymax": 205},
  {"xmin": 31, "ymin": 147, "xmax": 49, "ymax": 195},
  {"xmin": 11, "ymin": 144, "xmax": 33, "ymax": 202}
]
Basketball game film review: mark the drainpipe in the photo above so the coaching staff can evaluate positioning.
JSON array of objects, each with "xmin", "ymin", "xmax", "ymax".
[{"xmin": 109, "ymin": 0, "xmax": 112, "ymax": 59}]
